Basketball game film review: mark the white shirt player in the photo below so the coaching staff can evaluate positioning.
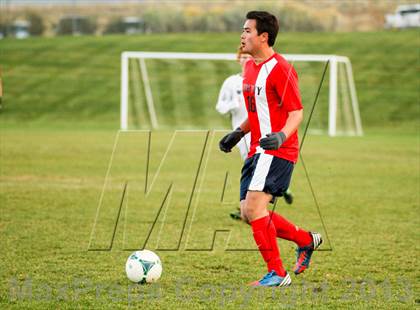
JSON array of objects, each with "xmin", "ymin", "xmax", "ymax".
[{"xmin": 216, "ymin": 73, "xmax": 251, "ymax": 160}]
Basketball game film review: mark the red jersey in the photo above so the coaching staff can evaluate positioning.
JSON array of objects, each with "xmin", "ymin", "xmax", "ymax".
[{"xmin": 242, "ymin": 53, "xmax": 303, "ymax": 163}]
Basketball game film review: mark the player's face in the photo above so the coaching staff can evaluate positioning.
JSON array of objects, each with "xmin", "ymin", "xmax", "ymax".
[{"xmin": 240, "ymin": 19, "xmax": 262, "ymax": 56}]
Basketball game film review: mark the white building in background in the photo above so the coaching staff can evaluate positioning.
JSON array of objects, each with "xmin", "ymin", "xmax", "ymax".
[
  {"xmin": 122, "ymin": 17, "xmax": 144, "ymax": 34},
  {"xmin": 12, "ymin": 20, "xmax": 30, "ymax": 39},
  {"xmin": 385, "ymin": 4, "xmax": 420, "ymax": 29}
]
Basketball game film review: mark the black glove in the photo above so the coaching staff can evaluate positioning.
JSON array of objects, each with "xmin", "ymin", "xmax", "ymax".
[
  {"xmin": 219, "ymin": 127, "xmax": 245, "ymax": 153},
  {"xmin": 259, "ymin": 132, "xmax": 286, "ymax": 150}
]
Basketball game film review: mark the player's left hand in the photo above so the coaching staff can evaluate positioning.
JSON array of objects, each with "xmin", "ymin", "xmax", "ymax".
[
  {"xmin": 219, "ymin": 127, "xmax": 244, "ymax": 153},
  {"xmin": 259, "ymin": 132, "xmax": 286, "ymax": 150}
]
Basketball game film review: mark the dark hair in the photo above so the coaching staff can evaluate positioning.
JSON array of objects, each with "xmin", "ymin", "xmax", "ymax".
[{"xmin": 246, "ymin": 11, "xmax": 279, "ymax": 47}]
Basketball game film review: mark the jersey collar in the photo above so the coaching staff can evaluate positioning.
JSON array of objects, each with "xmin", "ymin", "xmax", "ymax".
[{"xmin": 253, "ymin": 53, "xmax": 276, "ymax": 67}]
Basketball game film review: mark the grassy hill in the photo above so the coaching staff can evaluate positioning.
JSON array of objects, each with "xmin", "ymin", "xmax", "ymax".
[{"xmin": 1, "ymin": 30, "xmax": 419, "ymax": 131}]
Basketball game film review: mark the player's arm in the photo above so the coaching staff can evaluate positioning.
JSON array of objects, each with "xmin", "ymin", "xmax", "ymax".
[
  {"xmin": 260, "ymin": 65, "xmax": 303, "ymax": 151},
  {"xmin": 279, "ymin": 109, "xmax": 303, "ymax": 138},
  {"xmin": 215, "ymin": 78, "xmax": 236, "ymax": 115},
  {"xmin": 219, "ymin": 118, "xmax": 249, "ymax": 153},
  {"xmin": 238, "ymin": 118, "xmax": 250, "ymax": 134}
]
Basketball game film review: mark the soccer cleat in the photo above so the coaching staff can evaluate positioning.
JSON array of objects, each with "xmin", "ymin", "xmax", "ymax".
[
  {"xmin": 283, "ymin": 188, "xmax": 294, "ymax": 204},
  {"xmin": 293, "ymin": 232, "xmax": 323, "ymax": 275},
  {"xmin": 249, "ymin": 270, "xmax": 292, "ymax": 287},
  {"xmin": 229, "ymin": 208, "xmax": 242, "ymax": 220}
]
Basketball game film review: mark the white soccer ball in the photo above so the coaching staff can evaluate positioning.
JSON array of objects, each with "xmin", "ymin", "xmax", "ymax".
[{"xmin": 125, "ymin": 250, "xmax": 162, "ymax": 284}]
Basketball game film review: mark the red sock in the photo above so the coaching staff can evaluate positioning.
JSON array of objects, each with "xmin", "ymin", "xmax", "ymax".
[
  {"xmin": 268, "ymin": 211, "xmax": 312, "ymax": 247},
  {"xmin": 250, "ymin": 215, "xmax": 286, "ymax": 276}
]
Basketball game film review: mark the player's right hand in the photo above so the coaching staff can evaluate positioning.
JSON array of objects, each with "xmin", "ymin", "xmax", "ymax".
[{"xmin": 219, "ymin": 127, "xmax": 245, "ymax": 153}]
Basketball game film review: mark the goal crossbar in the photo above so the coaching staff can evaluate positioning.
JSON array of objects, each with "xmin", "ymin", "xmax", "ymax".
[{"xmin": 121, "ymin": 51, "xmax": 363, "ymax": 136}]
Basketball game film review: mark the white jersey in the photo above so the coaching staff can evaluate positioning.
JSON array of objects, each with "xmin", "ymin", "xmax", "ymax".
[{"xmin": 215, "ymin": 73, "xmax": 251, "ymax": 160}]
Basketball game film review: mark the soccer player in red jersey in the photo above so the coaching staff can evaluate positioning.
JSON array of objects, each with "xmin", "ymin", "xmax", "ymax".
[
  {"xmin": 219, "ymin": 11, "xmax": 322, "ymax": 287},
  {"xmin": 216, "ymin": 47, "xmax": 294, "ymax": 221}
]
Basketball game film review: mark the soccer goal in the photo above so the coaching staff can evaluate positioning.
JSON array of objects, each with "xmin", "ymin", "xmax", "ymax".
[{"xmin": 120, "ymin": 51, "xmax": 363, "ymax": 136}]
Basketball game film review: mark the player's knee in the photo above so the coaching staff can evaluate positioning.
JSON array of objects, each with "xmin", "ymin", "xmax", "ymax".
[
  {"xmin": 244, "ymin": 192, "xmax": 270, "ymax": 220},
  {"xmin": 244, "ymin": 202, "xmax": 259, "ymax": 220},
  {"xmin": 245, "ymin": 193, "xmax": 261, "ymax": 210}
]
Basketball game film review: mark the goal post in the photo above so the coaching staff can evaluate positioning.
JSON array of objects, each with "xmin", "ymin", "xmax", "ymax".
[{"xmin": 121, "ymin": 51, "xmax": 363, "ymax": 136}]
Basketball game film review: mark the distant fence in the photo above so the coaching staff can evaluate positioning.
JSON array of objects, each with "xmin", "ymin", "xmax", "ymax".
[{"xmin": 0, "ymin": 1, "xmax": 394, "ymax": 37}]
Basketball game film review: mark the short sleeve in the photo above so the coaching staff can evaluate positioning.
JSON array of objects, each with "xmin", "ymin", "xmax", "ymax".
[{"xmin": 271, "ymin": 65, "xmax": 302, "ymax": 112}]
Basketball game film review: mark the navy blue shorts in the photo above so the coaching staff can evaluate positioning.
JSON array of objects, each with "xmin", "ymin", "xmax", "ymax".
[{"xmin": 240, "ymin": 153, "xmax": 294, "ymax": 202}]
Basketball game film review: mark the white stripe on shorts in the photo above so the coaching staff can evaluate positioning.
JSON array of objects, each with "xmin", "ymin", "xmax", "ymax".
[{"xmin": 248, "ymin": 154, "xmax": 273, "ymax": 191}]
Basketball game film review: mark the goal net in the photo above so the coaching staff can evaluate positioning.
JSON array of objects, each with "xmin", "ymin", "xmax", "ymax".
[{"xmin": 120, "ymin": 52, "xmax": 363, "ymax": 136}]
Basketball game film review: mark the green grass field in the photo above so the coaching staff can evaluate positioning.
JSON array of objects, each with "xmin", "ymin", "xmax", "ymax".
[{"xmin": 1, "ymin": 30, "xmax": 419, "ymax": 309}]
